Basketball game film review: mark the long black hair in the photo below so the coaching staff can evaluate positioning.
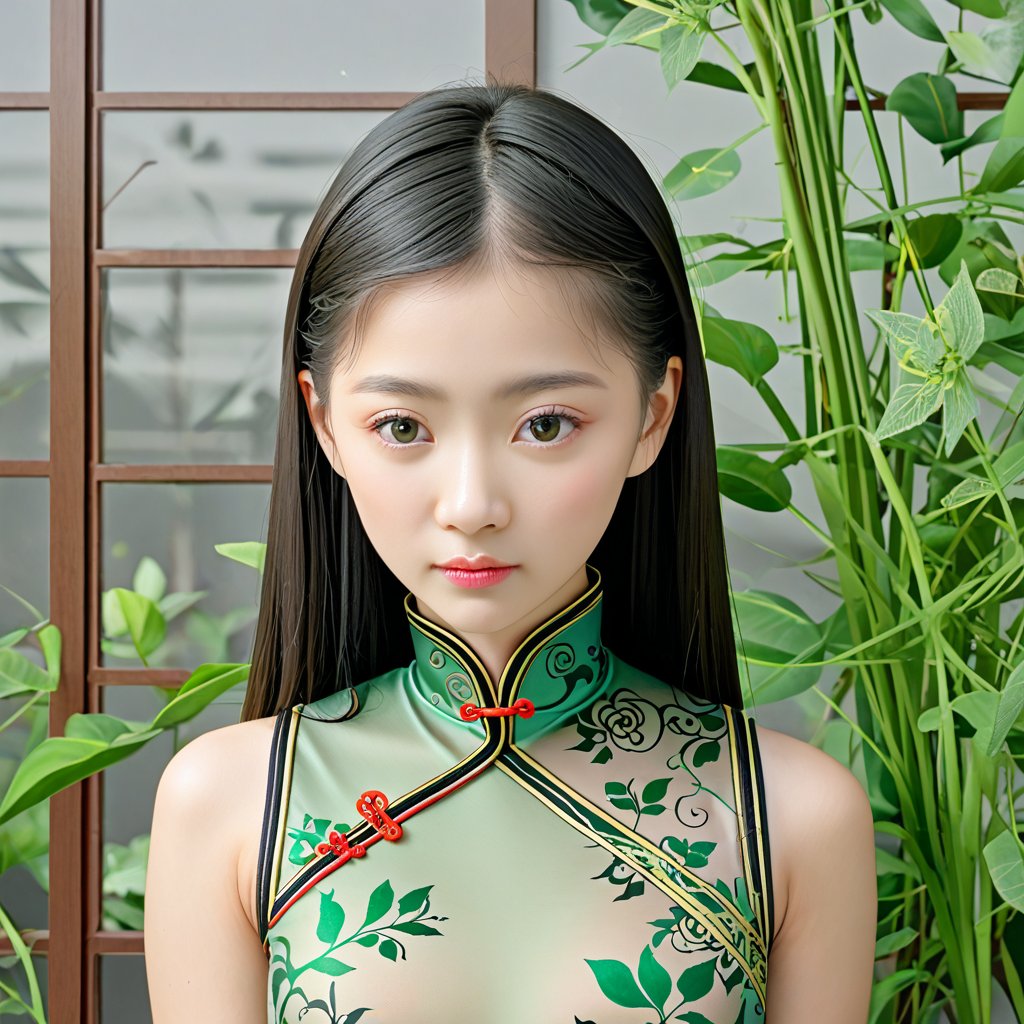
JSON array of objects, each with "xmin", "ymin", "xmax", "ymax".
[{"xmin": 241, "ymin": 78, "xmax": 742, "ymax": 722}]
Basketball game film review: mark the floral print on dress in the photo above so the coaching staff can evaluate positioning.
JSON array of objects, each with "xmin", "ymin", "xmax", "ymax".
[{"xmin": 269, "ymin": 878, "xmax": 447, "ymax": 1023}]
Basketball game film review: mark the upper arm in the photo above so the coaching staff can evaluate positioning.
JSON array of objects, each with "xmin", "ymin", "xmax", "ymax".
[
  {"xmin": 144, "ymin": 724, "xmax": 271, "ymax": 1023},
  {"xmin": 760, "ymin": 729, "xmax": 877, "ymax": 1023}
]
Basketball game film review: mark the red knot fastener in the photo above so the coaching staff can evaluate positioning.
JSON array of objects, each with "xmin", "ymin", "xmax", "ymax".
[
  {"xmin": 459, "ymin": 697, "xmax": 535, "ymax": 721},
  {"xmin": 315, "ymin": 829, "xmax": 367, "ymax": 862},
  {"xmin": 357, "ymin": 789, "xmax": 403, "ymax": 841}
]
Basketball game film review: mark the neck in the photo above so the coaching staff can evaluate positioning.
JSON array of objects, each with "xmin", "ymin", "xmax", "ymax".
[
  {"xmin": 410, "ymin": 563, "xmax": 591, "ymax": 687},
  {"xmin": 403, "ymin": 562, "xmax": 611, "ymax": 745}
]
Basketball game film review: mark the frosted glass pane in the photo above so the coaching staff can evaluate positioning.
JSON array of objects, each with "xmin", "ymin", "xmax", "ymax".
[
  {"xmin": 102, "ymin": 0, "xmax": 484, "ymax": 93},
  {"xmin": 102, "ymin": 110, "xmax": 386, "ymax": 249},
  {"xmin": 102, "ymin": 268, "xmax": 289, "ymax": 464},
  {"xmin": 0, "ymin": 2, "xmax": 48, "ymax": 91},
  {"xmin": 0, "ymin": 112, "xmax": 50, "ymax": 459}
]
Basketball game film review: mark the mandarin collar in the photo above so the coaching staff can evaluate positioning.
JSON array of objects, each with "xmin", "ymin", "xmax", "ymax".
[{"xmin": 403, "ymin": 563, "xmax": 611, "ymax": 744}]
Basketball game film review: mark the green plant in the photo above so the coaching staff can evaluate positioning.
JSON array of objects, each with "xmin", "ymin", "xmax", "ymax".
[
  {"xmin": 563, "ymin": 0, "xmax": 1024, "ymax": 1020},
  {"xmin": 0, "ymin": 540, "xmax": 265, "ymax": 1019}
]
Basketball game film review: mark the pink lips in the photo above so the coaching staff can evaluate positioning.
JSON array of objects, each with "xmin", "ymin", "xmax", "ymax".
[
  {"xmin": 435, "ymin": 557, "xmax": 517, "ymax": 589},
  {"xmin": 438, "ymin": 565, "xmax": 516, "ymax": 589}
]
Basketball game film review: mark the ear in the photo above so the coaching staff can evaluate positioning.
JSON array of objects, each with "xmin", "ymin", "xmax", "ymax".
[
  {"xmin": 297, "ymin": 369, "xmax": 346, "ymax": 479},
  {"xmin": 625, "ymin": 354, "xmax": 683, "ymax": 479}
]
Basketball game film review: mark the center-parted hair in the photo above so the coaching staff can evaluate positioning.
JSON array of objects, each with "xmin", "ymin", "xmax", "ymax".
[{"xmin": 241, "ymin": 78, "xmax": 742, "ymax": 722}]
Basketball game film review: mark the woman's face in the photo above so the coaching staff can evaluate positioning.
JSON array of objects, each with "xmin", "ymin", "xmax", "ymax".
[{"xmin": 298, "ymin": 262, "xmax": 682, "ymax": 647}]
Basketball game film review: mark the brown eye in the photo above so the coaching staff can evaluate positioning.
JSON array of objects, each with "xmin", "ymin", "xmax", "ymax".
[
  {"xmin": 387, "ymin": 417, "xmax": 419, "ymax": 444},
  {"xmin": 530, "ymin": 414, "xmax": 563, "ymax": 443}
]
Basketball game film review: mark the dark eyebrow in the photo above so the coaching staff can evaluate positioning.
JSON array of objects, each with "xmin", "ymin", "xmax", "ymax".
[{"xmin": 348, "ymin": 370, "xmax": 609, "ymax": 400}]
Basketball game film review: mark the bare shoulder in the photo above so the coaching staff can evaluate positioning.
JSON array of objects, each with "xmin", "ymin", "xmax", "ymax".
[
  {"xmin": 145, "ymin": 713, "xmax": 280, "ymax": 1022},
  {"xmin": 155, "ymin": 714, "xmax": 279, "ymax": 927},
  {"xmin": 751, "ymin": 720, "xmax": 877, "ymax": 1022}
]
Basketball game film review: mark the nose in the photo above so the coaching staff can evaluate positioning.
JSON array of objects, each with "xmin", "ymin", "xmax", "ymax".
[{"xmin": 433, "ymin": 434, "xmax": 511, "ymax": 535}]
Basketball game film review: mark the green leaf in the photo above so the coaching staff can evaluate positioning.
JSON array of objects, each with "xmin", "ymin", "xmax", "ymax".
[
  {"xmin": 874, "ymin": 378, "xmax": 945, "ymax": 442},
  {"xmin": 863, "ymin": 309, "xmax": 943, "ymax": 373},
  {"xmin": 983, "ymin": 830, "xmax": 1024, "ymax": 913},
  {"xmin": 112, "ymin": 589, "xmax": 166, "ymax": 665},
  {"xmin": 214, "ymin": 541, "xmax": 266, "ymax": 574},
  {"xmin": 988, "ymin": 662, "xmax": 1024, "ymax": 756},
  {"xmin": 638, "ymin": 944, "xmax": 672, "ymax": 1010},
  {"xmin": 562, "ymin": 0, "xmax": 633, "ymax": 36},
  {"xmin": 686, "ymin": 60, "xmax": 746, "ymax": 93},
  {"xmin": 935, "ymin": 260, "xmax": 985, "ymax": 360},
  {"xmin": 948, "ymin": 9, "xmax": 1024, "ymax": 84},
  {"xmin": 149, "ymin": 663, "xmax": 250, "ymax": 730},
  {"xmin": 0, "ymin": 725, "xmax": 160, "ymax": 825},
  {"xmin": 716, "ymin": 447, "xmax": 792, "ymax": 512},
  {"xmin": 731, "ymin": 589, "xmax": 824, "ymax": 705},
  {"xmin": 361, "ymin": 879, "xmax": 394, "ymax": 929},
  {"xmin": 379, "ymin": 938, "xmax": 399, "ymax": 961},
  {"xmin": 875, "ymin": 927, "xmax": 919, "ymax": 959},
  {"xmin": 942, "ymin": 439, "xmax": 1024, "ymax": 508},
  {"xmin": 878, "ymin": 0, "xmax": 944, "ymax": 41},
  {"xmin": 940, "ymin": 368, "xmax": 979, "ymax": 456},
  {"xmin": 1002, "ymin": 67, "xmax": 1024, "ymax": 138},
  {"xmin": 976, "ymin": 137, "xmax": 1024, "ymax": 195},
  {"xmin": 584, "ymin": 958, "xmax": 652, "ymax": 1009},
  {"xmin": 940, "ymin": 111, "xmax": 1004, "ymax": 162},
  {"xmin": 701, "ymin": 316, "xmax": 779, "ymax": 386},
  {"xmin": 132, "ymin": 556, "xmax": 167, "ymax": 603},
  {"xmin": 664, "ymin": 147, "xmax": 740, "ymax": 201},
  {"xmin": 660, "ymin": 23, "xmax": 704, "ymax": 91},
  {"xmin": 975, "ymin": 267, "xmax": 1023, "ymax": 298},
  {"xmin": 607, "ymin": 7, "xmax": 669, "ymax": 47},
  {"xmin": 316, "ymin": 889, "xmax": 345, "ymax": 945},
  {"xmin": 906, "ymin": 214, "xmax": 963, "ymax": 268},
  {"xmin": 886, "ymin": 74, "xmax": 963, "ymax": 145},
  {"xmin": 0, "ymin": 649, "xmax": 57, "ymax": 700}
]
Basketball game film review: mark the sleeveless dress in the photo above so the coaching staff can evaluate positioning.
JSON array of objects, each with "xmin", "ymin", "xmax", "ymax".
[{"xmin": 257, "ymin": 564, "xmax": 774, "ymax": 1024}]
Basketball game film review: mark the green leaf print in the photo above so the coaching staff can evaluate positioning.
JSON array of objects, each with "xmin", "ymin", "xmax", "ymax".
[
  {"xmin": 391, "ymin": 920, "xmax": 443, "ymax": 936},
  {"xmin": 642, "ymin": 778, "xmax": 671, "ymax": 803},
  {"xmin": 317, "ymin": 888, "xmax": 346, "ymax": 945},
  {"xmin": 676, "ymin": 956, "xmax": 717, "ymax": 1001},
  {"xmin": 271, "ymin": 881, "xmax": 447, "ymax": 1023},
  {"xmin": 361, "ymin": 879, "xmax": 394, "ymax": 928},
  {"xmin": 396, "ymin": 884, "xmax": 433, "ymax": 915},
  {"xmin": 308, "ymin": 955, "xmax": 356, "ymax": 977},
  {"xmin": 584, "ymin": 957, "xmax": 654, "ymax": 1009},
  {"xmin": 676, "ymin": 1013, "xmax": 716, "ymax": 1023},
  {"xmin": 638, "ymin": 944, "xmax": 672, "ymax": 1010},
  {"xmin": 692, "ymin": 741, "xmax": 720, "ymax": 768}
]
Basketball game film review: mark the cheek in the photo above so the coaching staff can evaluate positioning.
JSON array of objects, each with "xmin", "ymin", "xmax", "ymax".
[
  {"xmin": 525, "ymin": 455, "xmax": 625, "ymax": 523},
  {"xmin": 342, "ymin": 454, "xmax": 421, "ymax": 534}
]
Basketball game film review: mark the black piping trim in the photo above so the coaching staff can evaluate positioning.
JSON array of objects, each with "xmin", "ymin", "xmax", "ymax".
[
  {"xmin": 256, "ymin": 707, "xmax": 291, "ymax": 946},
  {"xmin": 269, "ymin": 716, "xmax": 505, "ymax": 918},
  {"xmin": 747, "ymin": 716, "xmax": 776, "ymax": 957},
  {"xmin": 731, "ymin": 709, "xmax": 767, "ymax": 940}
]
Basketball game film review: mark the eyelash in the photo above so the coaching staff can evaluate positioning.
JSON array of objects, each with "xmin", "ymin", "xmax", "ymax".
[{"xmin": 367, "ymin": 405, "xmax": 583, "ymax": 451}]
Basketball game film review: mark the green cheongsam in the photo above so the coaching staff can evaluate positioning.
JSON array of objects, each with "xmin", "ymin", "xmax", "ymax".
[{"xmin": 257, "ymin": 563, "xmax": 774, "ymax": 1023}]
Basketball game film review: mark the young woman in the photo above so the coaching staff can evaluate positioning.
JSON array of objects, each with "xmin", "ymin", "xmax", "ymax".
[{"xmin": 144, "ymin": 81, "xmax": 877, "ymax": 1023}]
